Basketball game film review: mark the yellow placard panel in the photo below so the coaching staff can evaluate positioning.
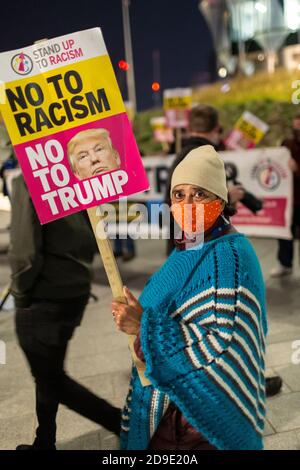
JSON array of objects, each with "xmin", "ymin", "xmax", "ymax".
[
  {"xmin": 163, "ymin": 95, "xmax": 192, "ymax": 111},
  {"xmin": 0, "ymin": 55, "xmax": 125, "ymax": 145}
]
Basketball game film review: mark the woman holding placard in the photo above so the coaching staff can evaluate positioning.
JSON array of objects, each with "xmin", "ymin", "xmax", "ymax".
[{"xmin": 112, "ymin": 145, "xmax": 267, "ymax": 450}]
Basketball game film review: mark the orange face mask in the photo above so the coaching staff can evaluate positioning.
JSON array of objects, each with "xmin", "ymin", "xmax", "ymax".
[{"xmin": 172, "ymin": 199, "xmax": 223, "ymax": 236}]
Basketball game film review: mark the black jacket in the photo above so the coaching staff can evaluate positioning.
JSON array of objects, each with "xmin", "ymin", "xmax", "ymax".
[{"xmin": 9, "ymin": 175, "xmax": 96, "ymax": 307}]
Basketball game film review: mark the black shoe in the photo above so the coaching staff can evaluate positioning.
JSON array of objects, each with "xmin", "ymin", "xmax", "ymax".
[
  {"xmin": 122, "ymin": 252, "xmax": 135, "ymax": 262},
  {"xmin": 266, "ymin": 376, "xmax": 282, "ymax": 397},
  {"xmin": 16, "ymin": 444, "xmax": 35, "ymax": 450},
  {"xmin": 16, "ymin": 442, "xmax": 56, "ymax": 450}
]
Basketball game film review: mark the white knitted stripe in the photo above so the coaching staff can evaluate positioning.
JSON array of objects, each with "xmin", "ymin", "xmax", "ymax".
[
  {"xmin": 215, "ymin": 303, "xmax": 236, "ymax": 312},
  {"xmin": 180, "ymin": 300, "xmax": 216, "ymax": 321},
  {"xmin": 188, "ymin": 323, "xmax": 204, "ymax": 342},
  {"xmin": 206, "ymin": 368, "xmax": 264, "ymax": 434},
  {"xmin": 197, "ymin": 339, "xmax": 214, "ymax": 363},
  {"xmin": 121, "ymin": 414, "xmax": 130, "ymax": 421},
  {"xmin": 182, "ymin": 301, "xmax": 235, "ymax": 324},
  {"xmin": 216, "ymin": 330, "xmax": 232, "ymax": 341},
  {"xmin": 121, "ymin": 425, "xmax": 130, "ymax": 432},
  {"xmin": 216, "ymin": 357, "xmax": 265, "ymax": 422},
  {"xmin": 196, "ymin": 312, "xmax": 215, "ymax": 325},
  {"xmin": 228, "ymin": 347, "xmax": 265, "ymax": 405},
  {"xmin": 237, "ymin": 286, "xmax": 262, "ymax": 314},
  {"xmin": 149, "ymin": 390, "xmax": 160, "ymax": 439},
  {"xmin": 162, "ymin": 395, "xmax": 171, "ymax": 416},
  {"xmin": 217, "ymin": 288, "xmax": 237, "ymax": 295},
  {"xmin": 186, "ymin": 346, "xmax": 203, "ymax": 369},
  {"xmin": 170, "ymin": 287, "xmax": 216, "ymax": 318},
  {"xmin": 206, "ymin": 334, "xmax": 224, "ymax": 354},
  {"xmin": 180, "ymin": 323, "xmax": 194, "ymax": 346},
  {"xmin": 216, "ymin": 316, "xmax": 235, "ymax": 325}
]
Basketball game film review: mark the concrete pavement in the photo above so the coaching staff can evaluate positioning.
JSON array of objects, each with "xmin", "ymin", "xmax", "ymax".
[{"xmin": 1, "ymin": 208, "xmax": 300, "ymax": 450}]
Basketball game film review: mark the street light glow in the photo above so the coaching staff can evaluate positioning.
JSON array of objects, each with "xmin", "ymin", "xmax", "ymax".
[
  {"xmin": 218, "ymin": 67, "xmax": 228, "ymax": 78},
  {"xmin": 151, "ymin": 82, "xmax": 160, "ymax": 92},
  {"xmin": 255, "ymin": 2, "xmax": 267, "ymax": 13},
  {"xmin": 118, "ymin": 60, "xmax": 130, "ymax": 71}
]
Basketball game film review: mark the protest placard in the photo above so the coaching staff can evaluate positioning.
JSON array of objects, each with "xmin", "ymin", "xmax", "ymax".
[
  {"xmin": 163, "ymin": 87, "xmax": 192, "ymax": 154},
  {"xmin": 124, "ymin": 100, "xmax": 135, "ymax": 124},
  {"xmin": 163, "ymin": 87, "xmax": 192, "ymax": 129},
  {"xmin": 150, "ymin": 116, "xmax": 174, "ymax": 144},
  {"xmin": 0, "ymin": 28, "xmax": 149, "ymax": 225},
  {"xmin": 0, "ymin": 28, "xmax": 150, "ymax": 385},
  {"xmin": 225, "ymin": 111, "xmax": 269, "ymax": 150}
]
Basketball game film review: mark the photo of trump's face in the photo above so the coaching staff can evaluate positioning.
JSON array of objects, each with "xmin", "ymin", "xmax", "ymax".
[{"xmin": 67, "ymin": 128, "xmax": 121, "ymax": 180}]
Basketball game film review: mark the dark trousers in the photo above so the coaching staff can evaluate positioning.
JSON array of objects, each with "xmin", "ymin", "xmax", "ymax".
[
  {"xmin": 114, "ymin": 236, "xmax": 135, "ymax": 255},
  {"xmin": 15, "ymin": 296, "xmax": 121, "ymax": 449},
  {"xmin": 278, "ymin": 205, "xmax": 300, "ymax": 268}
]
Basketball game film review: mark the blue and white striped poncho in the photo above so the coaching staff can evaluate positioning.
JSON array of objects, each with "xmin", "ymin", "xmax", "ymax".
[{"xmin": 120, "ymin": 233, "xmax": 268, "ymax": 450}]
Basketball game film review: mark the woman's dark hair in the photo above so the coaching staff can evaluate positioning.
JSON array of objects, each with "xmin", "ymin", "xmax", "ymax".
[{"xmin": 223, "ymin": 202, "xmax": 237, "ymax": 218}]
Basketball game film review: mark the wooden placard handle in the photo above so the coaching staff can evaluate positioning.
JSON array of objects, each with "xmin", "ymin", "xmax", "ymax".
[
  {"xmin": 175, "ymin": 127, "xmax": 182, "ymax": 154},
  {"xmin": 87, "ymin": 206, "xmax": 151, "ymax": 387}
]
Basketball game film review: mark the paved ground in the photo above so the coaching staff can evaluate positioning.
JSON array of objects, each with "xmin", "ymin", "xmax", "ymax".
[{"xmin": 1, "ymin": 207, "xmax": 300, "ymax": 450}]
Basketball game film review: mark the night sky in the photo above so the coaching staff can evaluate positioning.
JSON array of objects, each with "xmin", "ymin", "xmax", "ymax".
[{"xmin": 0, "ymin": 0, "xmax": 216, "ymax": 110}]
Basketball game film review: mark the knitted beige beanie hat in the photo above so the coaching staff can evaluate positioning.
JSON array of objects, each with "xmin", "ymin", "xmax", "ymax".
[{"xmin": 170, "ymin": 145, "xmax": 228, "ymax": 202}]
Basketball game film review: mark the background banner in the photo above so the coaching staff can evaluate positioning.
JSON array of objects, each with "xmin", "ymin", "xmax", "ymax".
[{"xmin": 128, "ymin": 147, "xmax": 292, "ymax": 239}]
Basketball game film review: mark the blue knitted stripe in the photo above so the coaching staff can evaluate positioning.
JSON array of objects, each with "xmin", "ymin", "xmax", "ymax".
[
  {"xmin": 236, "ymin": 308, "xmax": 265, "ymax": 353},
  {"xmin": 231, "ymin": 333, "xmax": 266, "ymax": 393},
  {"xmin": 218, "ymin": 354, "xmax": 266, "ymax": 415},
  {"xmin": 234, "ymin": 323, "xmax": 264, "ymax": 370},
  {"xmin": 226, "ymin": 349, "xmax": 266, "ymax": 404},
  {"xmin": 230, "ymin": 338, "xmax": 265, "ymax": 394}
]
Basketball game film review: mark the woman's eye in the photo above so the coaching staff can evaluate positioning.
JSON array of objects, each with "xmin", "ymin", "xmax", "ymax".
[
  {"xmin": 195, "ymin": 191, "xmax": 205, "ymax": 199},
  {"xmin": 174, "ymin": 192, "xmax": 184, "ymax": 199}
]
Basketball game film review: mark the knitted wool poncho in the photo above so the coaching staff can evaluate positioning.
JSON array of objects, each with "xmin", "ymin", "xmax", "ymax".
[{"xmin": 120, "ymin": 233, "xmax": 268, "ymax": 450}]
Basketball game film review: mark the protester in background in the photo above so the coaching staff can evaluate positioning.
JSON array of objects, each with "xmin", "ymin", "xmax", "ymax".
[
  {"xmin": 164, "ymin": 104, "xmax": 281, "ymax": 399},
  {"xmin": 114, "ymin": 236, "xmax": 136, "ymax": 262},
  {"xmin": 9, "ymin": 175, "xmax": 121, "ymax": 450},
  {"xmin": 113, "ymin": 146, "xmax": 267, "ymax": 450},
  {"xmin": 270, "ymin": 113, "xmax": 300, "ymax": 277},
  {"xmin": 0, "ymin": 146, "xmax": 18, "ymax": 199}
]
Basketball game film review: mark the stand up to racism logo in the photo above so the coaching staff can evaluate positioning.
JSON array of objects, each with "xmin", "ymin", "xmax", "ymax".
[{"xmin": 11, "ymin": 53, "xmax": 33, "ymax": 76}]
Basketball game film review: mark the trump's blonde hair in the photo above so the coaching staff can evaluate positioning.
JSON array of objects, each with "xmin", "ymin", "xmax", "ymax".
[{"xmin": 67, "ymin": 128, "xmax": 120, "ymax": 170}]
